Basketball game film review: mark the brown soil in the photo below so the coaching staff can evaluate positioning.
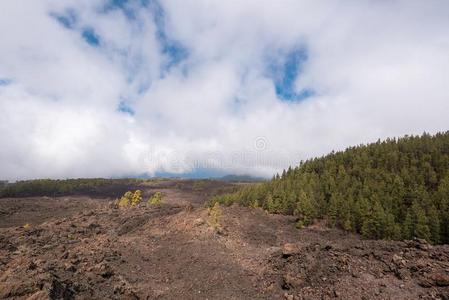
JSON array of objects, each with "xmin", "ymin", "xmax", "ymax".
[{"xmin": 0, "ymin": 180, "xmax": 448, "ymax": 299}]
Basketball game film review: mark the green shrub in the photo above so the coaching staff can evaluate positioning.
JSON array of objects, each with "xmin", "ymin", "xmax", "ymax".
[
  {"xmin": 208, "ymin": 202, "xmax": 222, "ymax": 228},
  {"xmin": 131, "ymin": 190, "xmax": 142, "ymax": 206},
  {"xmin": 148, "ymin": 192, "xmax": 162, "ymax": 205},
  {"xmin": 118, "ymin": 191, "xmax": 133, "ymax": 207}
]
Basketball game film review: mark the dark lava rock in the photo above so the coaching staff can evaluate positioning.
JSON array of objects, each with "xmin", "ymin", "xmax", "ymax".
[{"xmin": 48, "ymin": 279, "xmax": 75, "ymax": 300}]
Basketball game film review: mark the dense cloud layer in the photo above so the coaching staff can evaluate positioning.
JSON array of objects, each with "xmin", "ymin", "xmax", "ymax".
[{"xmin": 1, "ymin": 0, "xmax": 449, "ymax": 180}]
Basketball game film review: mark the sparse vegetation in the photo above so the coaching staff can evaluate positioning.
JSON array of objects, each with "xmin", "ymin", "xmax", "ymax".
[
  {"xmin": 208, "ymin": 202, "xmax": 222, "ymax": 228},
  {"xmin": 131, "ymin": 190, "xmax": 142, "ymax": 206},
  {"xmin": 117, "ymin": 190, "xmax": 143, "ymax": 207},
  {"xmin": 23, "ymin": 223, "xmax": 30, "ymax": 230},
  {"xmin": 118, "ymin": 191, "xmax": 133, "ymax": 207},
  {"xmin": 148, "ymin": 192, "xmax": 163, "ymax": 205},
  {"xmin": 211, "ymin": 132, "xmax": 449, "ymax": 244}
]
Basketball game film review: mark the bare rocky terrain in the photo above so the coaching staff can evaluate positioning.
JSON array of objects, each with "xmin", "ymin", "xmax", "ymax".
[{"xmin": 0, "ymin": 180, "xmax": 448, "ymax": 299}]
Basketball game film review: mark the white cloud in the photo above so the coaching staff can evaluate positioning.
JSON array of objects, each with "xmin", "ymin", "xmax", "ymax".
[{"xmin": 1, "ymin": 0, "xmax": 449, "ymax": 180}]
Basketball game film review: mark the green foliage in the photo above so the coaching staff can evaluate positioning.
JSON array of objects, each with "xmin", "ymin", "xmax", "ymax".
[
  {"xmin": 295, "ymin": 220, "xmax": 305, "ymax": 229},
  {"xmin": 148, "ymin": 192, "xmax": 163, "ymax": 205},
  {"xmin": 0, "ymin": 181, "xmax": 7, "ymax": 192},
  {"xmin": 118, "ymin": 191, "xmax": 133, "ymax": 207},
  {"xmin": 360, "ymin": 201, "xmax": 386, "ymax": 239},
  {"xmin": 131, "ymin": 190, "xmax": 142, "ymax": 206},
  {"xmin": 0, "ymin": 178, "xmax": 143, "ymax": 198},
  {"xmin": 208, "ymin": 202, "xmax": 222, "ymax": 228},
  {"xmin": 211, "ymin": 131, "xmax": 449, "ymax": 244},
  {"xmin": 117, "ymin": 190, "xmax": 144, "ymax": 207},
  {"xmin": 294, "ymin": 190, "xmax": 314, "ymax": 226}
]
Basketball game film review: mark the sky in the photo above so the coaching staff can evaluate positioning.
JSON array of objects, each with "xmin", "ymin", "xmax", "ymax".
[{"xmin": 1, "ymin": 0, "xmax": 449, "ymax": 180}]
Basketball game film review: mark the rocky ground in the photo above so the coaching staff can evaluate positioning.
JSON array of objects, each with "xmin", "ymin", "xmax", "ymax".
[{"xmin": 0, "ymin": 180, "xmax": 448, "ymax": 299}]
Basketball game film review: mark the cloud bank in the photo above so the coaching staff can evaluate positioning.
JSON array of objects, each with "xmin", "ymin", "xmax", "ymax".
[{"xmin": 1, "ymin": 0, "xmax": 449, "ymax": 180}]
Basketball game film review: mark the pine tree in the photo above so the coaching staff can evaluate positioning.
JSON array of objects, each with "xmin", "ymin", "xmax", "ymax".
[
  {"xmin": 413, "ymin": 204, "xmax": 431, "ymax": 241},
  {"xmin": 327, "ymin": 193, "xmax": 340, "ymax": 227},
  {"xmin": 361, "ymin": 201, "xmax": 386, "ymax": 239},
  {"xmin": 427, "ymin": 206, "xmax": 440, "ymax": 244},
  {"xmin": 384, "ymin": 213, "xmax": 400, "ymax": 240},
  {"xmin": 294, "ymin": 190, "xmax": 314, "ymax": 226},
  {"xmin": 265, "ymin": 193, "xmax": 276, "ymax": 213},
  {"xmin": 402, "ymin": 209, "xmax": 414, "ymax": 240},
  {"xmin": 353, "ymin": 197, "xmax": 370, "ymax": 232}
]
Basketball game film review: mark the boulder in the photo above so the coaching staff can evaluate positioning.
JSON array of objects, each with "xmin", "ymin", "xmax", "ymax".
[
  {"xmin": 392, "ymin": 254, "xmax": 406, "ymax": 267},
  {"xmin": 431, "ymin": 273, "xmax": 449, "ymax": 287},
  {"xmin": 283, "ymin": 273, "xmax": 303, "ymax": 289},
  {"xmin": 193, "ymin": 218, "xmax": 205, "ymax": 227},
  {"xmin": 282, "ymin": 243, "xmax": 300, "ymax": 257}
]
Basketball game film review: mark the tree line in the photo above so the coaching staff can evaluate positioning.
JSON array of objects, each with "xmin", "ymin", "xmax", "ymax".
[
  {"xmin": 0, "ymin": 178, "xmax": 144, "ymax": 198},
  {"xmin": 210, "ymin": 132, "xmax": 449, "ymax": 244}
]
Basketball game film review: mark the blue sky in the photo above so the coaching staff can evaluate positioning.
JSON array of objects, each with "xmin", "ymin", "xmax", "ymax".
[
  {"xmin": 0, "ymin": 78, "xmax": 12, "ymax": 86},
  {"xmin": 269, "ymin": 47, "xmax": 314, "ymax": 102},
  {"xmin": 0, "ymin": 0, "xmax": 449, "ymax": 180}
]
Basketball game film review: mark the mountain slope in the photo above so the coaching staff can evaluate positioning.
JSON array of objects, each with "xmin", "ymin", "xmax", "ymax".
[{"xmin": 211, "ymin": 132, "xmax": 449, "ymax": 244}]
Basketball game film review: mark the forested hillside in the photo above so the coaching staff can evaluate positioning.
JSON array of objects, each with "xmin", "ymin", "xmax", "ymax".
[{"xmin": 211, "ymin": 132, "xmax": 449, "ymax": 244}]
